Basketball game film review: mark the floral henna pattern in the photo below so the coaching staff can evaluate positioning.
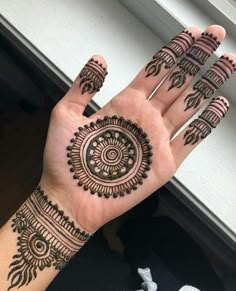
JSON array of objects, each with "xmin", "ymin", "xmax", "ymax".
[
  {"xmin": 67, "ymin": 116, "xmax": 152, "ymax": 198},
  {"xmin": 184, "ymin": 97, "xmax": 229, "ymax": 145},
  {"xmin": 168, "ymin": 32, "xmax": 221, "ymax": 90},
  {"xmin": 145, "ymin": 30, "xmax": 195, "ymax": 77},
  {"xmin": 8, "ymin": 187, "xmax": 90, "ymax": 290},
  {"xmin": 79, "ymin": 58, "xmax": 108, "ymax": 94},
  {"xmin": 184, "ymin": 56, "xmax": 236, "ymax": 111}
]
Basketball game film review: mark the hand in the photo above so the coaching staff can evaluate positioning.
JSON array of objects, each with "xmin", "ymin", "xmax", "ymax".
[{"xmin": 40, "ymin": 25, "xmax": 236, "ymax": 234}]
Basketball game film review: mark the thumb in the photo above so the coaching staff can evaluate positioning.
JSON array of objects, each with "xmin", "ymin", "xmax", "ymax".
[{"xmin": 63, "ymin": 55, "xmax": 108, "ymax": 113}]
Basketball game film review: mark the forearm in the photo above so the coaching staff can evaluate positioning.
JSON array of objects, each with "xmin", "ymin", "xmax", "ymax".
[{"xmin": 0, "ymin": 186, "xmax": 90, "ymax": 291}]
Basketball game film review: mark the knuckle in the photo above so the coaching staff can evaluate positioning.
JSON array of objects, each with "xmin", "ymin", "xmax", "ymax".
[{"xmin": 51, "ymin": 102, "xmax": 66, "ymax": 118}]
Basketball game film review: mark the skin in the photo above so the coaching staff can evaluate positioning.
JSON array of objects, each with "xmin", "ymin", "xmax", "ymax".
[{"xmin": 0, "ymin": 24, "xmax": 235, "ymax": 290}]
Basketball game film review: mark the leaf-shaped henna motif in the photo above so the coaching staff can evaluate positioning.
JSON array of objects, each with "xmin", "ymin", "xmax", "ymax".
[
  {"xmin": 184, "ymin": 97, "xmax": 229, "ymax": 145},
  {"xmin": 145, "ymin": 30, "xmax": 195, "ymax": 77}
]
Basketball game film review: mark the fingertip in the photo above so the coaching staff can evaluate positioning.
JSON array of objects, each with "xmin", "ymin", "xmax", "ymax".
[
  {"xmin": 90, "ymin": 54, "xmax": 108, "ymax": 73},
  {"xmin": 184, "ymin": 26, "xmax": 202, "ymax": 40},
  {"xmin": 204, "ymin": 25, "xmax": 226, "ymax": 42},
  {"xmin": 221, "ymin": 53, "xmax": 236, "ymax": 71},
  {"xmin": 212, "ymin": 96, "xmax": 230, "ymax": 113}
]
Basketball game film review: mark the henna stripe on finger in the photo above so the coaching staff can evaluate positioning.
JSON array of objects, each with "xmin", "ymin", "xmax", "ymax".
[
  {"xmin": 183, "ymin": 97, "xmax": 229, "ymax": 145},
  {"xmin": 7, "ymin": 187, "xmax": 90, "ymax": 290},
  {"xmin": 145, "ymin": 30, "xmax": 195, "ymax": 77},
  {"xmin": 79, "ymin": 58, "xmax": 108, "ymax": 94},
  {"xmin": 67, "ymin": 116, "xmax": 152, "ymax": 198},
  {"xmin": 168, "ymin": 32, "xmax": 220, "ymax": 90},
  {"xmin": 184, "ymin": 56, "xmax": 236, "ymax": 110}
]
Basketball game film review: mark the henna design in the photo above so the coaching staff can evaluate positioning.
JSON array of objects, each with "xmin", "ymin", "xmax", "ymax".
[
  {"xmin": 145, "ymin": 30, "xmax": 195, "ymax": 77},
  {"xmin": 8, "ymin": 187, "xmax": 90, "ymax": 290},
  {"xmin": 184, "ymin": 56, "xmax": 236, "ymax": 110},
  {"xmin": 79, "ymin": 58, "xmax": 107, "ymax": 94},
  {"xmin": 184, "ymin": 97, "xmax": 229, "ymax": 145},
  {"xmin": 67, "ymin": 116, "xmax": 152, "ymax": 198},
  {"xmin": 168, "ymin": 32, "xmax": 221, "ymax": 90}
]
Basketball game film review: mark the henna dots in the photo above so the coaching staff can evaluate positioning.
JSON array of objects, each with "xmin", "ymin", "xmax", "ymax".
[
  {"xmin": 67, "ymin": 116, "xmax": 152, "ymax": 198},
  {"xmin": 184, "ymin": 97, "xmax": 229, "ymax": 145}
]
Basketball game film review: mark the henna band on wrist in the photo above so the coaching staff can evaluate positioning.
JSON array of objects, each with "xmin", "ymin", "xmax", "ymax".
[{"xmin": 7, "ymin": 186, "xmax": 90, "ymax": 290}]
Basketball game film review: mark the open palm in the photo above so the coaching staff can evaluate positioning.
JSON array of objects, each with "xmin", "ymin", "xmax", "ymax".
[{"xmin": 41, "ymin": 25, "xmax": 235, "ymax": 233}]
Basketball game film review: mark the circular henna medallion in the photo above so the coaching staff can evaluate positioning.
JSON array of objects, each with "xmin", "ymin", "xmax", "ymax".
[{"xmin": 67, "ymin": 116, "xmax": 152, "ymax": 198}]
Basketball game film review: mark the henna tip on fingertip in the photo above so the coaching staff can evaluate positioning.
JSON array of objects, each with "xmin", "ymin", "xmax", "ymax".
[
  {"xmin": 221, "ymin": 53, "xmax": 236, "ymax": 71},
  {"xmin": 211, "ymin": 96, "xmax": 230, "ymax": 114},
  {"xmin": 204, "ymin": 25, "xmax": 226, "ymax": 42},
  {"xmin": 184, "ymin": 26, "xmax": 202, "ymax": 39},
  {"xmin": 216, "ymin": 96, "xmax": 230, "ymax": 108},
  {"xmin": 90, "ymin": 54, "xmax": 107, "ymax": 71}
]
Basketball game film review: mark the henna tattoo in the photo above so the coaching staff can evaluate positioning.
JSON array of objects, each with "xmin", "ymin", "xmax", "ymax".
[
  {"xmin": 67, "ymin": 116, "xmax": 152, "ymax": 198},
  {"xmin": 168, "ymin": 32, "xmax": 221, "ymax": 90},
  {"xmin": 79, "ymin": 58, "xmax": 107, "ymax": 94},
  {"xmin": 184, "ymin": 56, "xmax": 236, "ymax": 110},
  {"xmin": 184, "ymin": 97, "xmax": 229, "ymax": 145},
  {"xmin": 145, "ymin": 30, "xmax": 195, "ymax": 77},
  {"xmin": 8, "ymin": 187, "xmax": 90, "ymax": 290}
]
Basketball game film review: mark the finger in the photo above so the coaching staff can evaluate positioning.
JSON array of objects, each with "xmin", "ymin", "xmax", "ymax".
[
  {"xmin": 126, "ymin": 27, "xmax": 200, "ymax": 97},
  {"xmin": 171, "ymin": 96, "xmax": 229, "ymax": 168},
  {"xmin": 63, "ymin": 55, "xmax": 108, "ymax": 113},
  {"xmin": 164, "ymin": 53, "xmax": 236, "ymax": 136},
  {"xmin": 150, "ymin": 25, "xmax": 225, "ymax": 113}
]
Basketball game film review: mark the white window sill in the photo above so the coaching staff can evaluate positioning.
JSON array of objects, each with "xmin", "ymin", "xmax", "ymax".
[{"xmin": 1, "ymin": 0, "xmax": 236, "ymax": 247}]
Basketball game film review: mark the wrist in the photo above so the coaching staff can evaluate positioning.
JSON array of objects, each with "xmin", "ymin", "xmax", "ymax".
[
  {"xmin": 39, "ymin": 176, "xmax": 101, "ymax": 234},
  {"xmin": 2, "ymin": 186, "xmax": 91, "ymax": 290},
  {"xmin": 17, "ymin": 186, "xmax": 90, "ymax": 265}
]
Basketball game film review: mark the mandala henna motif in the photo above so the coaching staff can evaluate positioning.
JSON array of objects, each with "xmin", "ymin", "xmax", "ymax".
[
  {"xmin": 145, "ymin": 30, "xmax": 195, "ymax": 77},
  {"xmin": 168, "ymin": 32, "xmax": 221, "ymax": 90},
  {"xmin": 184, "ymin": 97, "xmax": 229, "ymax": 145},
  {"xmin": 184, "ymin": 56, "xmax": 236, "ymax": 110},
  {"xmin": 67, "ymin": 116, "xmax": 152, "ymax": 198},
  {"xmin": 8, "ymin": 187, "xmax": 90, "ymax": 290},
  {"xmin": 79, "ymin": 58, "xmax": 108, "ymax": 94}
]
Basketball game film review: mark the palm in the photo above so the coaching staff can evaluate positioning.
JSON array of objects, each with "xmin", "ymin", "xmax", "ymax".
[
  {"xmin": 42, "ymin": 89, "xmax": 175, "ymax": 232},
  {"xmin": 101, "ymin": 89, "xmax": 176, "ymax": 184}
]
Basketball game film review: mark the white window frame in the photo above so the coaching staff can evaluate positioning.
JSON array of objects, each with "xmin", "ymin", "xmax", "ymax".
[{"xmin": 198, "ymin": 0, "xmax": 236, "ymax": 27}]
